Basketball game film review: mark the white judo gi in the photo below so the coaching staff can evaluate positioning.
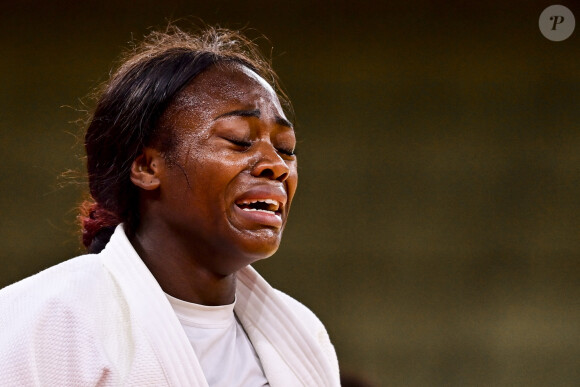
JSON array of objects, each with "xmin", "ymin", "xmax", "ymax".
[{"xmin": 0, "ymin": 225, "xmax": 340, "ymax": 386}]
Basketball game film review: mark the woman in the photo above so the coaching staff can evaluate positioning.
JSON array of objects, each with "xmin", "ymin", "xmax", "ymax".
[{"xmin": 0, "ymin": 26, "xmax": 340, "ymax": 386}]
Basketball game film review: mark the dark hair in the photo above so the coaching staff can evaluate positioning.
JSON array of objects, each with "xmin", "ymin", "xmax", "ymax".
[{"xmin": 80, "ymin": 25, "xmax": 291, "ymax": 253}]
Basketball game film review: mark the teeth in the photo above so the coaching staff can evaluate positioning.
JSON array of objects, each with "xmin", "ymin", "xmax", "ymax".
[{"xmin": 238, "ymin": 198, "xmax": 280, "ymax": 211}]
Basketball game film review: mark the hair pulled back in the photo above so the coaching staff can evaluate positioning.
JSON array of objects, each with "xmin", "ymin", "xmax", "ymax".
[{"xmin": 80, "ymin": 25, "xmax": 291, "ymax": 253}]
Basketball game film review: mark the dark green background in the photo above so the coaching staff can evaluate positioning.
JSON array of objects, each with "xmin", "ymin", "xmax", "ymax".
[{"xmin": 1, "ymin": 1, "xmax": 578, "ymax": 385}]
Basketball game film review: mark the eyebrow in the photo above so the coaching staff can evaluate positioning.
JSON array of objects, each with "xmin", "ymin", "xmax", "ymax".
[{"xmin": 215, "ymin": 109, "xmax": 293, "ymax": 128}]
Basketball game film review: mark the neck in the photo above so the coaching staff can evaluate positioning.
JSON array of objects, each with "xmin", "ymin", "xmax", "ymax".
[{"xmin": 129, "ymin": 225, "xmax": 237, "ymax": 306}]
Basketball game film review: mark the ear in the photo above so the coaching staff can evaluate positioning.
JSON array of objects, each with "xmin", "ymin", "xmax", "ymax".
[{"xmin": 130, "ymin": 147, "xmax": 164, "ymax": 190}]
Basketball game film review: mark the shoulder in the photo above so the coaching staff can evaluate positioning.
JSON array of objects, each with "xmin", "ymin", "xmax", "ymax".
[
  {"xmin": 0, "ymin": 254, "xmax": 118, "ymax": 385},
  {"xmin": 0, "ymin": 253, "xmax": 111, "ymax": 335},
  {"xmin": 0, "ymin": 253, "xmax": 105, "ymax": 310}
]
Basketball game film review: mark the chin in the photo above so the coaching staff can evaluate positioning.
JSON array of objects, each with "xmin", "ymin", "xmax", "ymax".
[
  {"xmin": 243, "ymin": 242, "xmax": 280, "ymax": 261},
  {"xmin": 217, "ymin": 228, "xmax": 284, "ymax": 272},
  {"xmin": 234, "ymin": 226, "xmax": 283, "ymax": 254},
  {"xmin": 236, "ymin": 236, "xmax": 281, "ymax": 262}
]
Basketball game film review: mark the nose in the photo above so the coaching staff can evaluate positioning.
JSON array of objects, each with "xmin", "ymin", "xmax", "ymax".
[{"xmin": 251, "ymin": 142, "xmax": 290, "ymax": 182}]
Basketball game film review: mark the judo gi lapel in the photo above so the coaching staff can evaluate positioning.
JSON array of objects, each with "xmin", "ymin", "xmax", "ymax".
[
  {"xmin": 235, "ymin": 266, "xmax": 337, "ymax": 387},
  {"xmin": 100, "ymin": 225, "xmax": 209, "ymax": 387}
]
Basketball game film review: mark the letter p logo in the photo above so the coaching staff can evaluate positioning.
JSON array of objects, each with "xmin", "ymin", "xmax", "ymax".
[{"xmin": 539, "ymin": 5, "xmax": 575, "ymax": 41}]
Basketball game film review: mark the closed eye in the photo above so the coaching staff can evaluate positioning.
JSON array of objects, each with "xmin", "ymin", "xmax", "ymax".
[
  {"xmin": 225, "ymin": 138, "xmax": 251, "ymax": 148},
  {"xmin": 277, "ymin": 148, "xmax": 296, "ymax": 157}
]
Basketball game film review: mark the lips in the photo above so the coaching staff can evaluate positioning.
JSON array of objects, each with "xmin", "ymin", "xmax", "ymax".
[{"xmin": 233, "ymin": 186, "xmax": 287, "ymax": 228}]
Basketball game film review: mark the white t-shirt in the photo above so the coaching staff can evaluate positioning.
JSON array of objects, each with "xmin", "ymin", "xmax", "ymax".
[{"xmin": 165, "ymin": 293, "xmax": 269, "ymax": 387}]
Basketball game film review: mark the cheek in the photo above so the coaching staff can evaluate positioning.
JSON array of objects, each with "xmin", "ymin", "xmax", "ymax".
[
  {"xmin": 175, "ymin": 152, "xmax": 247, "ymax": 209},
  {"xmin": 191, "ymin": 152, "xmax": 248, "ymax": 186}
]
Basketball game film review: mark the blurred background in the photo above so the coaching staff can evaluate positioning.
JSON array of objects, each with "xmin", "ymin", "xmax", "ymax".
[{"xmin": 1, "ymin": 0, "xmax": 578, "ymax": 385}]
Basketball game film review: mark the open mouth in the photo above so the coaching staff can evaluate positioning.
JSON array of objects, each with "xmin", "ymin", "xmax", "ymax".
[{"xmin": 235, "ymin": 198, "xmax": 282, "ymax": 217}]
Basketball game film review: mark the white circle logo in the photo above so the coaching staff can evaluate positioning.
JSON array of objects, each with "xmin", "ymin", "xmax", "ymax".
[{"xmin": 539, "ymin": 5, "xmax": 575, "ymax": 41}]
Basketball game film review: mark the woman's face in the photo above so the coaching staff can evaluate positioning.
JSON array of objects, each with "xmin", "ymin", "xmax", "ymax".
[{"xmin": 152, "ymin": 63, "xmax": 298, "ymax": 275}]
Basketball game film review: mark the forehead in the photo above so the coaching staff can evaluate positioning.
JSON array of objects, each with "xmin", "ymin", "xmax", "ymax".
[{"xmin": 171, "ymin": 62, "xmax": 283, "ymax": 115}]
